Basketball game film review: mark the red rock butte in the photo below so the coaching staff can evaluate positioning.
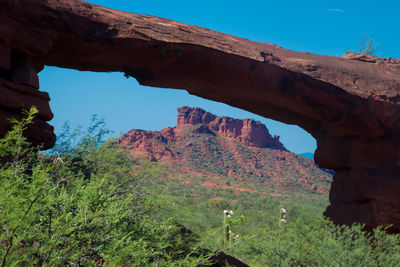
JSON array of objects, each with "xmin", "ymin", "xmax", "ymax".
[
  {"xmin": 116, "ymin": 106, "xmax": 286, "ymax": 160},
  {"xmin": 1, "ymin": 0, "xmax": 400, "ymax": 232},
  {"xmin": 115, "ymin": 106, "xmax": 331, "ymax": 196}
]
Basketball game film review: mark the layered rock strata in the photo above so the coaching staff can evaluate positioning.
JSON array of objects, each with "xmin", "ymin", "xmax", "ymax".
[
  {"xmin": 115, "ymin": 107, "xmax": 331, "ymax": 195},
  {"xmin": 176, "ymin": 107, "xmax": 285, "ymax": 149},
  {"xmin": 117, "ymin": 106, "xmax": 285, "ymax": 152},
  {"xmin": 0, "ymin": 43, "xmax": 54, "ymax": 148},
  {"xmin": 1, "ymin": 0, "xmax": 400, "ymax": 231}
]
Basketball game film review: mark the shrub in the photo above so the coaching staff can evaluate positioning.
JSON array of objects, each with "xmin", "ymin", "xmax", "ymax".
[
  {"xmin": 344, "ymin": 34, "xmax": 377, "ymax": 56},
  {"xmin": 0, "ymin": 109, "xmax": 208, "ymax": 266},
  {"xmin": 359, "ymin": 34, "xmax": 377, "ymax": 55}
]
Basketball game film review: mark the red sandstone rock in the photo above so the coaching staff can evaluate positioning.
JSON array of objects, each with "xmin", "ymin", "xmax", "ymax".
[
  {"xmin": 115, "ymin": 107, "xmax": 330, "ymax": 195},
  {"xmin": 0, "ymin": 34, "xmax": 52, "ymax": 147},
  {"xmin": 160, "ymin": 127, "xmax": 176, "ymax": 140},
  {"xmin": 0, "ymin": 109, "xmax": 54, "ymax": 148},
  {"xmin": 0, "ymin": 76, "xmax": 54, "ymax": 148},
  {"xmin": 115, "ymin": 129, "xmax": 178, "ymax": 162},
  {"xmin": 0, "ymin": 43, "xmax": 11, "ymax": 70},
  {"xmin": 120, "ymin": 107, "xmax": 287, "ymax": 151},
  {"xmin": 0, "ymin": 77, "xmax": 50, "ymax": 119},
  {"xmin": 342, "ymin": 53, "xmax": 378, "ymax": 63},
  {"xmin": 1, "ymin": 0, "xmax": 400, "ymax": 231},
  {"xmin": 342, "ymin": 53, "xmax": 400, "ymax": 67},
  {"xmin": 176, "ymin": 107, "xmax": 286, "ymax": 149},
  {"xmin": 10, "ymin": 65, "xmax": 39, "ymax": 89}
]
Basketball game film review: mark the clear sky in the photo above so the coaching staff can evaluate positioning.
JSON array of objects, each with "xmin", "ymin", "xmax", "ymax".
[{"xmin": 39, "ymin": 0, "xmax": 400, "ymax": 154}]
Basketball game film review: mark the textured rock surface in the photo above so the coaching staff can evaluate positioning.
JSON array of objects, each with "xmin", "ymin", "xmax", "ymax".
[
  {"xmin": 0, "ymin": 44, "xmax": 54, "ymax": 148},
  {"xmin": 115, "ymin": 107, "xmax": 331, "ymax": 195},
  {"xmin": 176, "ymin": 107, "xmax": 285, "ymax": 149},
  {"xmin": 1, "ymin": 0, "xmax": 400, "ymax": 231},
  {"xmin": 342, "ymin": 53, "xmax": 400, "ymax": 65}
]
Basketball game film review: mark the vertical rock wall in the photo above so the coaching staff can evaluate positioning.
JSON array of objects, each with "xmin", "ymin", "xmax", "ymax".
[
  {"xmin": 316, "ymin": 135, "xmax": 400, "ymax": 232},
  {"xmin": 0, "ymin": 42, "xmax": 55, "ymax": 148}
]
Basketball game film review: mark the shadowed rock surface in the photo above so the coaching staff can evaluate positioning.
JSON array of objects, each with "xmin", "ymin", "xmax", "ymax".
[{"xmin": 1, "ymin": 0, "xmax": 400, "ymax": 231}]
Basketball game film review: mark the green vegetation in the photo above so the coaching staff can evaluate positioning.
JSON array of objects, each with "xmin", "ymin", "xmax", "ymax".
[
  {"xmin": 359, "ymin": 34, "xmax": 377, "ymax": 56},
  {"xmin": 0, "ymin": 108, "xmax": 209, "ymax": 266},
  {"xmin": 344, "ymin": 48, "xmax": 354, "ymax": 55},
  {"xmin": 1, "ymin": 108, "xmax": 400, "ymax": 266},
  {"xmin": 149, "ymin": 188, "xmax": 400, "ymax": 266},
  {"xmin": 345, "ymin": 34, "xmax": 377, "ymax": 56},
  {"xmin": 158, "ymin": 127, "xmax": 331, "ymax": 198}
]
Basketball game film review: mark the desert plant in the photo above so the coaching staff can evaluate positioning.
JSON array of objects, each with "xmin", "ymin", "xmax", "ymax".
[
  {"xmin": 359, "ymin": 34, "xmax": 377, "ymax": 55},
  {"xmin": 344, "ymin": 49, "xmax": 354, "ymax": 55},
  {"xmin": 344, "ymin": 34, "xmax": 377, "ymax": 56}
]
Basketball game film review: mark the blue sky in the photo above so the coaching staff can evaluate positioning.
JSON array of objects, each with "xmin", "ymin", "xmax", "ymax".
[{"xmin": 39, "ymin": 0, "xmax": 400, "ymax": 154}]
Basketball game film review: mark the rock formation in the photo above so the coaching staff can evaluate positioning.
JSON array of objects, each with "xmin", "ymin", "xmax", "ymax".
[
  {"xmin": 175, "ymin": 107, "xmax": 285, "ymax": 149},
  {"xmin": 117, "ymin": 106, "xmax": 285, "ymax": 151},
  {"xmin": 115, "ymin": 107, "xmax": 331, "ymax": 195},
  {"xmin": 0, "ymin": 44, "xmax": 54, "ymax": 148},
  {"xmin": 1, "ymin": 0, "xmax": 400, "ymax": 231}
]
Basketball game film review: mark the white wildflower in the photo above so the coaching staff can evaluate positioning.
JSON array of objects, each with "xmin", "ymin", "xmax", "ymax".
[
  {"xmin": 233, "ymin": 234, "xmax": 239, "ymax": 242},
  {"xmin": 280, "ymin": 219, "xmax": 287, "ymax": 224},
  {"xmin": 223, "ymin": 210, "xmax": 233, "ymax": 217},
  {"xmin": 280, "ymin": 208, "xmax": 286, "ymax": 214}
]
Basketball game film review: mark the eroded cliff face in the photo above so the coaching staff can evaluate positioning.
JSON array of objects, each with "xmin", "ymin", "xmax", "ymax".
[
  {"xmin": 1, "ymin": 0, "xmax": 400, "ymax": 231},
  {"xmin": 175, "ymin": 107, "xmax": 285, "ymax": 149},
  {"xmin": 119, "ymin": 107, "xmax": 286, "ymax": 151},
  {"xmin": 115, "ymin": 107, "xmax": 331, "ymax": 195},
  {"xmin": 0, "ymin": 44, "xmax": 55, "ymax": 148}
]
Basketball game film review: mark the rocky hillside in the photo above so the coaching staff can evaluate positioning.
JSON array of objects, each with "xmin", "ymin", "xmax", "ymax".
[{"xmin": 115, "ymin": 107, "xmax": 332, "ymax": 196}]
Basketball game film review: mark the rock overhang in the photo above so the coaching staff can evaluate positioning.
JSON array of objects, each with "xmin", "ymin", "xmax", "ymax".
[{"xmin": 1, "ymin": 0, "xmax": 400, "ymax": 231}]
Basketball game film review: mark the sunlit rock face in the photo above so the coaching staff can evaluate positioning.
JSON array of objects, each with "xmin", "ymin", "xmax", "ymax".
[
  {"xmin": 176, "ymin": 106, "xmax": 285, "ymax": 149},
  {"xmin": 1, "ymin": 0, "xmax": 400, "ymax": 231},
  {"xmin": 115, "ymin": 107, "xmax": 286, "ymax": 162},
  {"xmin": 115, "ymin": 107, "xmax": 331, "ymax": 196}
]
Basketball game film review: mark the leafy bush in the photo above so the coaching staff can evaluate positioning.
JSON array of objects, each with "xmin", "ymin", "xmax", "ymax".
[
  {"xmin": 152, "ymin": 190, "xmax": 400, "ymax": 267},
  {"xmin": 2, "ymin": 108, "xmax": 399, "ymax": 266},
  {"xmin": 0, "ymin": 108, "xmax": 208, "ymax": 266}
]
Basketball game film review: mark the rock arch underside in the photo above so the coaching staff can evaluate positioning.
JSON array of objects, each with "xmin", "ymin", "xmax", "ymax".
[{"xmin": 1, "ymin": 0, "xmax": 400, "ymax": 232}]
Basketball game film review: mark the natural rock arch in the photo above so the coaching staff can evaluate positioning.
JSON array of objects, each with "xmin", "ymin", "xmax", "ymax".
[{"xmin": 1, "ymin": 0, "xmax": 400, "ymax": 232}]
